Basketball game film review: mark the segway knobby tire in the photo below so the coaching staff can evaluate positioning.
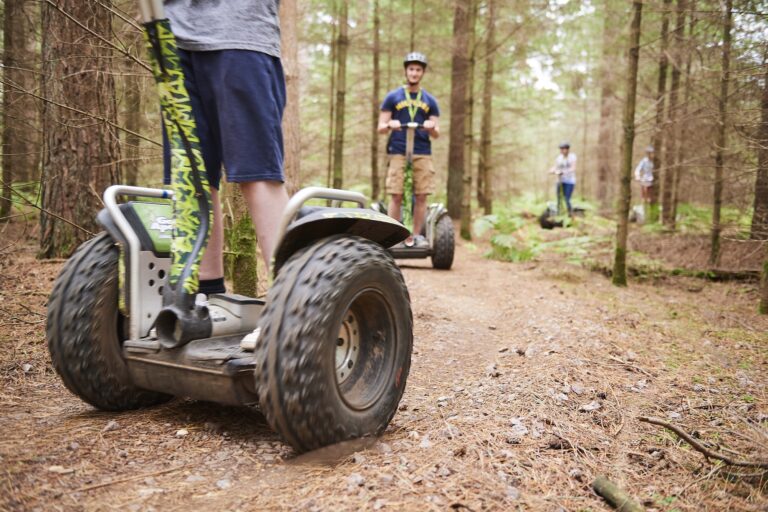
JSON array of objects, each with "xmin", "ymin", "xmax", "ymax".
[
  {"xmin": 256, "ymin": 235, "xmax": 412, "ymax": 453},
  {"xmin": 47, "ymin": 233, "xmax": 172, "ymax": 411},
  {"xmin": 431, "ymin": 215, "xmax": 454, "ymax": 270}
]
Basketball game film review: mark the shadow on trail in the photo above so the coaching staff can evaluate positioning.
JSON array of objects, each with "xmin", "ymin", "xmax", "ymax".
[{"xmin": 67, "ymin": 398, "xmax": 277, "ymax": 444}]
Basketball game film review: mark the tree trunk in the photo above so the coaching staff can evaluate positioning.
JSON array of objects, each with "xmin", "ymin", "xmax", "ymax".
[
  {"xmin": 371, "ymin": 0, "xmax": 382, "ymax": 200},
  {"xmin": 478, "ymin": 0, "xmax": 495, "ymax": 215},
  {"xmin": 223, "ymin": 183, "xmax": 258, "ymax": 297},
  {"xmin": 326, "ymin": 4, "xmax": 338, "ymax": 188},
  {"xmin": 409, "ymin": 0, "xmax": 416, "ymax": 52},
  {"xmin": 671, "ymin": 0, "xmax": 696, "ymax": 223},
  {"xmin": 709, "ymin": 0, "xmax": 732, "ymax": 267},
  {"xmin": 460, "ymin": 0, "xmax": 478, "ymax": 240},
  {"xmin": 39, "ymin": 0, "xmax": 121, "ymax": 258},
  {"xmin": 447, "ymin": 0, "xmax": 470, "ymax": 219},
  {"xmin": 750, "ymin": 51, "xmax": 768, "ymax": 240},
  {"xmin": 280, "ymin": 0, "xmax": 301, "ymax": 194},
  {"xmin": 649, "ymin": 0, "xmax": 671, "ymax": 223},
  {"xmin": 596, "ymin": 1, "xmax": 620, "ymax": 211},
  {"xmin": 760, "ymin": 253, "xmax": 768, "ymax": 314},
  {"xmin": 2, "ymin": 0, "xmax": 41, "ymax": 218},
  {"xmin": 661, "ymin": 0, "xmax": 686, "ymax": 229},
  {"xmin": 612, "ymin": 0, "xmax": 643, "ymax": 287},
  {"xmin": 331, "ymin": 2, "xmax": 348, "ymax": 190},
  {"xmin": 122, "ymin": 58, "xmax": 142, "ymax": 187}
]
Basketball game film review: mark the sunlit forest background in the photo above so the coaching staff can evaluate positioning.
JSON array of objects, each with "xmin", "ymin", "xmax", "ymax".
[{"xmin": 1, "ymin": 0, "xmax": 767, "ymax": 306}]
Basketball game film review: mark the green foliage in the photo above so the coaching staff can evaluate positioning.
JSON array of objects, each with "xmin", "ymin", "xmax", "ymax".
[
  {"xmin": 475, "ymin": 196, "xmax": 611, "ymax": 266},
  {"xmin": 4, "ymin": 181, "xmax": 42, "ymax": 217},
  {"xmin": 647, "ymin": 203, "xmax": 754, "ymax": 236}
]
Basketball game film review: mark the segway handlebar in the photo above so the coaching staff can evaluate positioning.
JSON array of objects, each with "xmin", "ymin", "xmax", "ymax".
[{"xmin": 390, "ymin": 122, "xmax": 426, "ymax": 131}]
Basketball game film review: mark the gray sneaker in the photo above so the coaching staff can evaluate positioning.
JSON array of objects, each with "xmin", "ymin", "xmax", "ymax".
[{"xmin": 413, "ymin": 235, "xmax": 429, "ymax": 248}]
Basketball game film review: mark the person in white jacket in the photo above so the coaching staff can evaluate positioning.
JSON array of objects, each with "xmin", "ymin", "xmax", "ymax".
[{"xmin": 634, "ymin": 146, "xmax": 654, "ymax": 208}]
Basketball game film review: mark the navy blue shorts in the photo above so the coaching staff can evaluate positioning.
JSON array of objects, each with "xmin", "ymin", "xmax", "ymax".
[{"xmin": 163, "ymin": 49, "xmax": 286, "ymax": 189}]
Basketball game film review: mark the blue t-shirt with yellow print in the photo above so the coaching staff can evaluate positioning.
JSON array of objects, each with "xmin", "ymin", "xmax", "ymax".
[{"xmin": 381, "ymin": 87, "xmax": 440, "ymax": 155}]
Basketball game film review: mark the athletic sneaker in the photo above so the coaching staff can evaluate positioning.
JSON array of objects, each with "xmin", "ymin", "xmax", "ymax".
[{"xmin": 413, "ymin": 235, "xmax": 429, "ymax": 248}]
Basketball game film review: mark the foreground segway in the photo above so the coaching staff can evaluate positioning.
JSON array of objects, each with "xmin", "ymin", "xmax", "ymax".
[
  {"xmin": 373, "ymin": 122, "xmax": 455, "ymax": 269},
  {"xmin": 46, "ymin": 1, "xmax": 413, "ymax": 454}
]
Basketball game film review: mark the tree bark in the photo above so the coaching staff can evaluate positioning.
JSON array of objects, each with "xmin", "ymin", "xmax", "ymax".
[
  {"xmin": 460, "ymin": 0, "xmax": 478, "ymax": 240},
  {"xmin": 39, "ymin": 0, "xmax": 121, "ymax": 258},
  {"xmin": 596, "ymin": 1, "xmax": 620, "ymax": 211},
  {"xmin": 649, "ymin": 0, "xmax": 671, "ymax": 223},
  {"xmin": 750, "ymin": 51, "xmax": 768, "ymax": 240},
  {"xmin": 409, "ymin": 0, "xmax": 415, "ymax": 52},
  {"xmin": 477, "ymin": 0, "xmax": 495, "ymax": 215},
  {"xmin": 592, "ymin": 476, "xmax": 645, "ymax": 512},
  {"xmin": 612, "ymin": 0, "xmax": 643, "ymax": 287},
  {"xmin": 280, "ymin": 0, "xmax": 301, "ymax": 194},
  {"xmin": 223, "ymin": 183, "xmax": 258, "ymax": 297},
  {"xmin": 326, "ymin": 4, "xmax": 338, "ymax": 188},
  {"xmin": 760, "ymin": 253, "xmax": 768, "ymax": 314},
  {"xmin": 331, "ymin": 2, "xmax": 348, "ymax": 190},
  {"xmin": 709, "ymin": 0, "xmax": 732, "ymax": 267},
  {"xmin": 671, "ymin": 0, "xmax": 696, "ymax": 223},
  {"xmin": 447, "ymin": 0, "xmax": 470, "ymax": 219},
  {"xmin": 122, "ymin": 58, "xmax": 142, "ymax": 187},
  {"xmin": 2, "ymin": 0, "xmax": 41, "ymax": 218},
  {"xmin": 662, "ymin": 0, "xmax": 686, "ymax": 229},
  {"xmin": 371, "ymin": 0, "xmax": 382, "ymax": 200}
]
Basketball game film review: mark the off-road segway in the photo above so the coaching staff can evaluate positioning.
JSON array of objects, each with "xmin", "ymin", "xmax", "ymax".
[
  {"xmin": 46, "ymin": 0, "xmax": 413, "ymax": 454},
  {"xmin": 538, "ymin": 175, "xmax": 585, "ymax": 229},
  {"xmin": 538, "ymin": 178, "xmax": 567, "ymax": 229},
  {"xmin": 372, "ymin": 122, "xmax": 454, "ymax": 269}
]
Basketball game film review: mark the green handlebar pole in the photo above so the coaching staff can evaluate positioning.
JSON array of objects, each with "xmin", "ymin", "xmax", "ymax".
[
  {"xmin": 140, "ymin": 1, "xmax": 213, "ymax": 346},
  {"xmin": 402, "ymin": 125, "xmax": 416, "ymax": 232}
]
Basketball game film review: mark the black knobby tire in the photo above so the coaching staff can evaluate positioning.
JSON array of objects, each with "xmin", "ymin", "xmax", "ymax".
[
  {"xmin": 255, "ymin": 235, "xmax": 413, "ymax": 453},
  {"xmin": 47, "ymin": 233, "xmax": 171, "ymax": 411},
  {"xmin": 431, "ymin": 214, "xmax": 455, "ymax": 270}
]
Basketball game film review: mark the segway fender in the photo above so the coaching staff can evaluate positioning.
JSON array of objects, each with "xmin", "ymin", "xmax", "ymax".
[{"xmin": 273, "ymin": 207, "xmax": 409, "ymax": 274}]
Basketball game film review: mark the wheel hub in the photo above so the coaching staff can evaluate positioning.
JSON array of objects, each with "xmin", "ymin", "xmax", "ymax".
[{"xmin": 335, "ymin": 310, "xmax": 360, "ymax": 384}]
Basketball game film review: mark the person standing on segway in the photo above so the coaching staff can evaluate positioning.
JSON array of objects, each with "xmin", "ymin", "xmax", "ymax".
[
  {"xmin": 549, "ymin": 141, "xmax": 577, "ymax": 215},
  {"xmin": 634, "ymin": 145, "xmax": 655, "ymax": 211},
  {"xmin": 378, "ymin": 52, "xmax": 440, "ymax": 248},
  {"xmin": 161, "ymin": 0, "xmax": 290, "ymax": 295}
]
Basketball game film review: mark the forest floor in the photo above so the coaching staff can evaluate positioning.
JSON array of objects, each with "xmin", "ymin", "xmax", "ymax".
[{"xmin": 1, "ymin": 216, "xmax": 767, "ymax": 512}]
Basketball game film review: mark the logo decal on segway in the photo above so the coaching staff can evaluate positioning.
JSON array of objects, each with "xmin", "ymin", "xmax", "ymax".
[{"xmin": 149, "ymin": 216, "xmax": 175, "ymax": 236}]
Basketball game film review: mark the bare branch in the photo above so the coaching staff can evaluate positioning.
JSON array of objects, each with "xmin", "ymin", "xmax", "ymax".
[{"xmin": 638, "ymin": 416, "xmax": 768, "ymax": 469}]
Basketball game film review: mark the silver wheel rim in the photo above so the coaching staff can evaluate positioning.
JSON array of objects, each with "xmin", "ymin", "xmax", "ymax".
[{"xmin": 335, "ymin": 309, "xmax": 360, "ymax": 384}]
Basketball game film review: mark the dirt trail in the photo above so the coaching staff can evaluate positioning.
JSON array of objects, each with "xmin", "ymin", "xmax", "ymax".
[{"xmin": 1, "ymin": 233, "xmax": 767, "ymax": 511}]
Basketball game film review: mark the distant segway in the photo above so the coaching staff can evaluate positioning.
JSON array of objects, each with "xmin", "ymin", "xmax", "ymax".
[
  {"xmin": 372, "ymin": 122, "xmax": 454, "ymax": 269},
  {"xmin": 538, "ymin": 179, "xmax": 566, "ymax": 230},
  {"xmin": 538, "ymin": 178, "xmax": 585, "ymax": 229}
]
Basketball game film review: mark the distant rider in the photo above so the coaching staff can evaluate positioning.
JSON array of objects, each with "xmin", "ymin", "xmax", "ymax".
[
  {"xmin": 634, "ymin": 146, "xmax": 655, "ymax": 209},
  {"xmin": 377, "ymin": 52, "xmax": 440, "ymax": 248},
  {"xmin": 549, "ymin": 141, "xmax": 577, "ymax": 215}
]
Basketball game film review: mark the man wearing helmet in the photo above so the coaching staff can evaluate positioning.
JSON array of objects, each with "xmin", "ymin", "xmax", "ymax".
[
  {"xmin": 377, "ymin": 52, "xmax": 441, "ymax": 247},
  {"xmin": 549, "ymin": 141, "xmax": 577, "ymax": 215}
]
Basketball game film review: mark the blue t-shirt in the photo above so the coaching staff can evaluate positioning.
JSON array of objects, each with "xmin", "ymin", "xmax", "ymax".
[{"xmin": 381, "ymin": 87, "xmax": 440, "ymax": 155}]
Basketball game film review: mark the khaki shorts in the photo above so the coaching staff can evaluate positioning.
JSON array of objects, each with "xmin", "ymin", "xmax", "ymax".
[{"xmin": 385, "ymin": 154, "xmax": 436, "ymax": 195}]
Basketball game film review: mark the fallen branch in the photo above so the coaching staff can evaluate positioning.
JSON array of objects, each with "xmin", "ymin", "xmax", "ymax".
[
  {"xmin": 638, "ymin": 417, "xmax": 768, "ymax": 469},
  {"xmin": 591, "ymin": 476, "xmax": 644, "ymax": 512}
]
